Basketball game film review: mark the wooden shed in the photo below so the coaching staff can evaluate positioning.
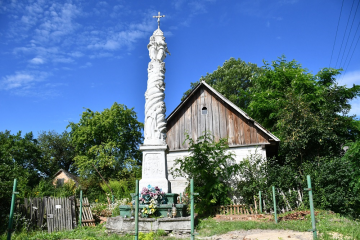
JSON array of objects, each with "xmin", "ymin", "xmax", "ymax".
[
  {"xmin": 166, "ymin": 81, "xmax": 280, "ymax": 193},
  {"xmin": 53, "ymin": 169, "xmax": 79, "ymax": 187}
]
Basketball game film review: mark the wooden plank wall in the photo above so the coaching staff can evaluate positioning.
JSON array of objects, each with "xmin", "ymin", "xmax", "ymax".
[{"xmin": 167, "ymin": 86, "xmax": 270, "ymax": 151}]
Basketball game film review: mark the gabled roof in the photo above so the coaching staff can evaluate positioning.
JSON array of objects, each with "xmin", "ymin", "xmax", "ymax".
[
  {"xmin": 53, "ymin": 169, "xmax": 79, "ymax": 182},
  {"xmin": 166, "ymin": 81, "xmax": 280, "ymax": 142}
]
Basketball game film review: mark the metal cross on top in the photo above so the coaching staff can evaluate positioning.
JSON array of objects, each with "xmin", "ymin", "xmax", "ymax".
[{"xmin": 153, "ymin": 12, "xmax": 165, "ymax": 28}]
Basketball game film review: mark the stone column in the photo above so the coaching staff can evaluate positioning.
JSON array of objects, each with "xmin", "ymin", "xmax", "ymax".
[{"xmin": 139, "ymin": 27, "xmax": 171, "ymax": 193}]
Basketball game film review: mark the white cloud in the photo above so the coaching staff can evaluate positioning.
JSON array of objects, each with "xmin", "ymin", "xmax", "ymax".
[
  {"xmin": 80, "ymin": 62, "xmax": 92, "ymax": 68},
  {"xmin": 0, "ymin": 71, "xmax": 48, "ymax": 90},
  {"xmin": 1, "ymin": 73, "xmax": 35, "ymax": 90},
  {"xmin": 336, "ymin": 70, "xmax": 360, "ymax": 118},
  {"xmin": 68, "ymin": 51, "xmax": 83, "ymax": 58},
  {"xmin": 104, "ymin": 40, "xmax": 120, "ymax": 50},
  {"xmin": 29, "ymin": 57, "xmax": 45, "ymax": 64},
  {"xmin": 0, "ymin": 71, "xmax": 65, "ymax": 98},
  {"xmin": 348, "ymin": 98, "xmax": 360, "ymax": 117},
  {"xmin": 337, "ymin": 70, "xmax": 360, "ymax": 87},
  {"xmin": 53, "ymin": 57, "xmax": 74, "ymax": 63}
]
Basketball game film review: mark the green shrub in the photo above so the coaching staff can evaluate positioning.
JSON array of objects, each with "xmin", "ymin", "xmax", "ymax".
[
  {"xmin": 100, "ymin": 179, "xmax": 131, "ymax": 200},
  {"xmin": 170, "ymin": 133, "xmax": 239, "ymax": 216}
]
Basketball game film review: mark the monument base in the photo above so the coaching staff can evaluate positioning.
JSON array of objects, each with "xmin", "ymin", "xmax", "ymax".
[
  {"xmin": 119, "ymin": 204, "xmax": 187, "ymax": 218},
  {"xmin": 139, "ymin": 144, "xmax": 170, "ymax": 193},
  {"xmin": 106, "ymin": 216, "xmax": 197, "ymax": 234}
]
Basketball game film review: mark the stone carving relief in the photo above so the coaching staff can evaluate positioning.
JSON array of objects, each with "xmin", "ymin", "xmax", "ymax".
[
  {"xmin": 144, "ymin": 28, "xmax": 170, "ymax": 145},
  {"xmin": 143, "ymin": 153, "xmax": 164, "ymax": 177}
]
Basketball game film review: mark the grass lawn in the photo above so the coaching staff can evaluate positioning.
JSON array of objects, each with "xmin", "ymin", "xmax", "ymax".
[
  {"xmin": 1, "ymin": 210, "xmax": 359, "ymax": 240},
  {"xmin": 197, "ymin": 210, "xmax": 359, "ymax": 239}
]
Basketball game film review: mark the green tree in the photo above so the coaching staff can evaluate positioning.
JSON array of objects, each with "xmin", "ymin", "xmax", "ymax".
[
  {"xmin": 68, "ymin": 102, "xmax": 143, "ymax": 180},
  {"xmin": 36, "ymin": 130, "xmax": 76, "ymax": 177},
  {"xmin": 182, "ymin": 58, "xmax": 260, "ymax": 109},
  {"xmin": 0, "ymin": 131, "xmax": 41, "ymax": 233},
  {"xmin": 248, "ymin": 57, "xmax": 360, "ymax": 165},
  {"xmin": 170, "ymin": 133, "xmax": 239, "ymax": 216},
  {"xmin": 182, "ymin": 56, "xmax": 360, "ymax": 217}
]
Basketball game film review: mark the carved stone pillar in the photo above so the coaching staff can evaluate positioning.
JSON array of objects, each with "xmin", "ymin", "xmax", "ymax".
[{"xmin": 139, "ymin": 26, "xmax": 171, "ymax": 193}]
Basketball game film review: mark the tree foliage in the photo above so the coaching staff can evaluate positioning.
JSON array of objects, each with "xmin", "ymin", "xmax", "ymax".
[
  {"xmin": 0, "ymin": 131, "xmax": 41, "ymax": 233},
  {"xmin": 182, "ymin": 58, "xmax": 260, "ymax": 110},
  {"xmin": 36, "ymin": 130, "xmax": 76, "ymax": 177},
  {"xmin": 68, "ymin": 102, "xmax": 143, "ymax": 180},
  {"xmin": 248, "ymin": 57, "xmax": 360, "ymax": 165},
  {"xmin": 182, "ymin": 56, "xmax": 360, "ymax": 217},
  {"xmin": 170, "ymin": 133, "xmax": 239, "ymax": 215}
]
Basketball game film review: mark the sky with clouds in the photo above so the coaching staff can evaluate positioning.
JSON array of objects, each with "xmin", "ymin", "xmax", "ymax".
[{"xmin": 1, "ymin": 0, "xmax": 359, "ymax": 137}]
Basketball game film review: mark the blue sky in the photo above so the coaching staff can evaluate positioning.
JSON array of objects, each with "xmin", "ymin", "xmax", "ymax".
[{"xmin": 1, "ymin": 0, "xmax": 360, "ymax": 137}]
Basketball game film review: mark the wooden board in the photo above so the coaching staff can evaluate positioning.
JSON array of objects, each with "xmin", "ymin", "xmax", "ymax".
[
  {"xmin": 77, "ymin": 197, "xmax": 95, "ymax": 227},
  {"xmin": 205, "ymin": 89, "xmax": 213, "ymax": 136},
  {"xmin": 46, "ymin": 197, "xmax": 75, "ymax": 233},
  {"xmin": 227, "ymin": 109, "xmax": 235, "ymax": 145},
  {"xmin": 179, "ymin": 107, "xmax": 185, "ymax": 148},
  {"xmin": 219, "ymin": 101, "xmax": 227, "ymax": 139},
  {"xmin": 184, "ymin": 102, "xmax": 192, "ymax": 148},
  {"xmin": 211, "ymin": 94, "xmax": 220, "ymax": 142},
  {"xmin": 199, "ymin": 88, "xmax": 206, "ymax": 136},
  {"xmin": 191, "ymin": 92, "xmax": 198, "ymax": 143},
  {"xmin": 166, "ymin": 85, "xmax": 273, "ymax": 151}
]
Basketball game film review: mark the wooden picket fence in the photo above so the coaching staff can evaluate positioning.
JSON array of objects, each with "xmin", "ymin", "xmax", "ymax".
[
  {"xmin": 22, "ymin": 197, "xmax": 47, "ymax": 228},
  {"xmin": 213, "ymin": 204, "xmax": 258, "ymax": 215},
  {"xmin": 20, "ymin": 196, "xmax": 94, "ymax": 233},
  {"xmin": 46, "ymin": 197, "xmax": 76, "ymax": 233}
]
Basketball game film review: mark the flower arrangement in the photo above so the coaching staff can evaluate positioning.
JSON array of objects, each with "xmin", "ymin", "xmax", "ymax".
[
  {"xmin": 140, "ymin": 185, "xmax": 166, "ymax": 205},
  {"xmin": 142, "ymin": 199, "xmax": 157, "ymax": 215},
  {"xmin": 140, "ymin": 185, "xmax": 166, "ymax": 217}
]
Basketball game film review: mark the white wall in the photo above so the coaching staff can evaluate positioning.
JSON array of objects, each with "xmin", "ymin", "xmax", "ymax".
[{"xmin": 167, "ymin": 145, "xmax": 267, "ymax": 194}]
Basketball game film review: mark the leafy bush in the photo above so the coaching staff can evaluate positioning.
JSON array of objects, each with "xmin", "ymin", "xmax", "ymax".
[
  {"xmin": 100, "ymin": 179, "xmax": 132, "ymax": 201},
  {"xmin": 237, "ymin": 152, "xmax": 360, "ymax": 218},
  {"xmin": 170, "ymin": 133, "xmax": 239, "ymax": 216}
]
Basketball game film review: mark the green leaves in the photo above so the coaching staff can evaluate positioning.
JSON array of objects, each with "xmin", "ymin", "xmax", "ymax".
[
  {"xmin": 68, "ymin": 102, "xmax": 143, "ymax": 179},
  {"xmin": 36, "ymin": 130, "xmax": 76, "ymax": 177},
  {"xmin": 182, "ymin": 58, "xmax": 260, "ymax": 110},
  {"xmin": 170, "ymin": 133, "xmax": 238, "ymax": 215},
  {"xmin": 181, "ymin": 56, "xmax": 360, "ymax": 217}
]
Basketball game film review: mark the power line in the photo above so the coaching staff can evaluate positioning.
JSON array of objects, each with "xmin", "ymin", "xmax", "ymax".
[
  {"xmin": 335, "ymin": 0, "xmax": 356, "ymax": 69},
  {"xmin": 339, "ymin": 0, "xmax": 360, "ymax": 68},
  {"xmin": 329, "ymin": 0, "xmax": 345, "ymax": 68},
  {"xmin": 342, "ymin": 34, "xmax": 360, "ymax": 80},
  {"xmin": 343, "ymin": 22, "xmax": 360, "ymax": 71}
]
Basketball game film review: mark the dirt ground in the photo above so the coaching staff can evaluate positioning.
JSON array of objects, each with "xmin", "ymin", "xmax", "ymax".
[
  {"xmin": 196, "ymin": 229, "xmax": 314, "ymax": 240},
  {"xmin": 169, "ymin": 213, "xmax": 316, "ymax": 240}
]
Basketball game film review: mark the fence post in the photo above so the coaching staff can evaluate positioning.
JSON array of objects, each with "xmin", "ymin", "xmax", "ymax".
[
  {"xmin": 79, "ymin": 190, "xmax": 83, "ymax": 227},
  {"xmin": 191, "ymin": 179, "xmax": 199, "ymax": 240},
  {"xmin": 7, "ymin": 179, "xmax": 18, "ymax": 240},
  {"xmin": 135, "ymin": 180, "xmax": 139, "ymax": 240},
  {"xmin": 304, "ymin": 175, "xmax": 317, "ymax": 239},
  {"xmin": 272, "ymin": 186, "xmax": 277, "ymax": 224},
  {"xmin": 259, "ymin": 191, "xmax": 262, "ymax": 213}
]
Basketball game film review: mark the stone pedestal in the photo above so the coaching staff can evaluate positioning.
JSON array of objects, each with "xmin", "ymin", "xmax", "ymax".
[
  {"xmin": 106, "ymin": 216, "xmax": 196, "ymax": 234},
  {"xmin": 139, "ymin": 144, "xmax": 170, "ymax": 193}
]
